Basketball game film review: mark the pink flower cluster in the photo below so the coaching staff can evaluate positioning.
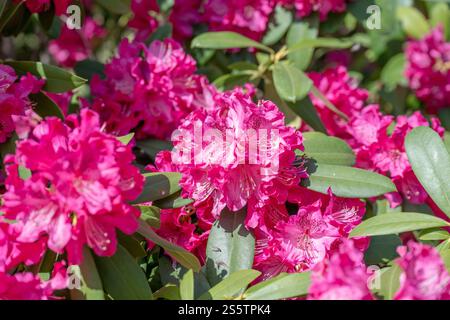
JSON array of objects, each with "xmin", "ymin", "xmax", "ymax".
[
  {"xmin": 90, "ymin": 38, "xmax": 217, "ymax": 140},
  {"xmin": 405, "ymin": 26, "xmax": 450, "ymax": 113},
  {"xmin": 308, "ymin": 241, "xmax": 450, "ymax": 300},
  {"xmin": 1, "ymin": 109, "xmax": 144, "ymax": 264},
  {"xmin": 254, "ymin": 189, "xmax": 366, "ymax": 279},
  {"xmin": 17, "ymin": 0, "xmax": 71, "ymax": 15},
  {"xmin": 49, "ymin": 17, "xmax": 106, "ymax": 68},
  {"xmin": 0, "ymin": 65, "xmax": 45, "ymax": 143},
  {"xmin": 309, "ymin": 66, "xmax": 445, "ymax": 207},
  {"xmin": 129, "ymin": 0, "xmax": 349, "ymax": 42}
]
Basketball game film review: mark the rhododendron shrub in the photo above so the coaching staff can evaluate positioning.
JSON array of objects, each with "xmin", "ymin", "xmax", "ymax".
[{"xmin": 1, "ymin": 0, "xmax": 450, "ymax": 302}]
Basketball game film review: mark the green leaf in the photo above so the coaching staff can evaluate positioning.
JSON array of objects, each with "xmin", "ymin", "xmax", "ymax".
[
  {"xmin": 136, "ymin": 139, "xmax": 173, "ymax": 161},
  {"xmin": 117, "ymin": 232, "xmax": 147, "ymax": 259},
  {"xmin": 74, "ymin": 59, "xmax": 105, "ymax": 81},
  {"xmin": 132, "ymin": 172, "xmax": 182, "ymax": 204},
  {"xmin": 364, "ymin": 235, "xmax": 401, "ymax": 265},
  {"xmin": 199, "ymin": 269, "xmax": 261, "ymax": 300},
  {"xmin": 244, "ymin": 272, "xmax": 311, "ymax": 300},
  {"xmin": 305, "ymin": 164, "xmax": 397, "ymax": 198},
  {"xmin": 96, "ymin": 0, "xmax": 131, "ymax": 14},
  {"xmin": 148, "ymin": 24, "xmax": 173, "ymax": 43},
  {"xmin": 5, "ymin": 61, "xmax": 87, "ymax": 93},
  {"xmin": 373, "ymin": 264, "xmax": 402, "ymax": 300},
  {"xmin": 70, "ymin": 247, "xmax": 105, "ymax": 300},
  {"xmin": 38, "ymin": 2, "xmax": 55, "ymax": 31},
  {"xmin": 191, "ymin": 32, "xmax": 274, "ymax": 53},
  {"xmin": 440, "ymin": 249, "xmax": 450, "ymax": 273},
  {"xmin": 206, "ymin": 207, "xmax": 255, "ymax": 286},
  {"xmin": 300, "ymin": 132, "xmax": 355, "ymax": 166},
  {"xmin": 405, "ymin": 126, "xmax": 450, "ymax": 218},
  {"xmin": 94, "ymin": 244, "xmax": 152, "ymax": 300},
  {"xmin": 228, "ymin": 61, "xmax": 258, "ymax": 71},
  {"xmin": 287, "ymin": 37, "xmax": 356, "ymax": 53},
  {"xmin": 29, "ymin": 91, "xmax": 65, "ymax": 120},
  {"xmin": 18, "ymin": 165, "xmax": 31, "ymax": 180},
  {"xmin": 153, "ymin": 284, "xmax": 181, "ymax": 300},
  {"xmin": 262, "ymin": 5, "xmax": 293, "ymax": 46},
  {"xmin": 396, "ymin": 6, "xmax": 430, "ymax": 39},
  {"xmin": 286, "ymin": 19, "xmax": 318, "ymax": 70},
  {"xmin": 273, "ymin": 62, "xmax": 313, "ymax": 103},
  {"xmin": 117, "ymin": 133, "xmax": 134, "ymax": 145},
  {"xmin": 137, "ymin": 220, "xmax": 201, "ymax": 272},
  {"xmin": 213, "ymin": 73, "xmax": 251, "ymax": 91},
  {"xmin": 0, "ymin": 1, "xmax": 24, "ymax": 34},
  {"xmin": 381, "ymin": 54, "xmax": 407, "ymax": 91},
  {"xmin": 153, "ymin": 191, "xmax": 193, "ymax": 210},
  {"xmin": 349, "ymin": 212, "xmax": 450, "ymax": 238},
  {"xmin": 430, "ymin": 2, "xmax": 449, "ymax": 39},
  {"xmin": 286, "ymin": 97, "xmax": 327, "ymax": 133},
  {"xmin": 179, "ymin": 269, "xmax": 195, "ymax": 301},
  {"xmin": 139, "ymin": 206, "xmax": 161, "ymax": 228},
  {"xmin": 418, "ymin": 228, "xmax": 450, "ymax": 241}
]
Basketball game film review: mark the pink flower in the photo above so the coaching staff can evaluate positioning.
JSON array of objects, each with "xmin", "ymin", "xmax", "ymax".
[
  {"xmin": 49, "ymin": 17, "xmax": 106, "ymax": 68},
  {"xmin": 2, "ymin": 109, "xmax": 144, "ymax": 264},
  {"xmin": 204, "ymin": 0, "xmax": 276, "ymax": 41},
  {"xmin": 18, "ymin": 0, "xmax": 71, "ymax": 15},
  {"xmin": 169, "ymin": 0, "xmax": 203, "ymax": 42},
  {"xmin": 280, "ymin": 0, "xmax": 347, "ymax": 20},
  {"xmin": 90, "ymin": 38, "xmax": 218, "ymax": 140},
  {"xmin": 394, "ymin": 242, "xmax": 450, "ymax": 300},
  {"xmin": 0, "ymin": 65, "xmax": 44, "ymax": 143},
  {"xmin": 405, "ymin": 26, "xmax": 450, "ymax": 113},
  {"xmin": 309, "ymin": 66, "xmax": 369, "ymax": 139},
  {"xmin": 254, "ymin": 189, "xmax": 366, "ymax": 279},
  {"xmin": 128, "ymin": 0, "xmax": 160, "ymax": 41},
  {"xmin": 308, "ymin": 239, "xmax": 373, "ymax": 300},
  {"xmin": 171, "ymin": 88, "xmax": 305, "ymax": 218}
]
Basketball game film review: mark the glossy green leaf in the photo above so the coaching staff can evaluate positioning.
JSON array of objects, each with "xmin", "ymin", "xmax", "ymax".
[
  {"xmin": 29, "ymin": 91, "xmax": 65, "ymax": 120},
  {"xmin": 305, "ymin": 164, "xmax": 397, "ymax": 198},
  {"xmin": 74, "ymin": 59, "xmax": 105, "ymax": 81},
  {"xmin": 5, "ymin": 61, "xmax": 87, "ymax": 93},
  {"xmin": 406, "ymin": 126, "xmax": 450, "ymax": 218},
  {"xmin": 94, "ymin": 245, "xmax": 152, "ymax": 300},
  {"xmin": 191, "ymin": 32, "xmax": 273, "ymax": 53},
  {"xmin": 286, "ymin": 20, "xmax": 318, "ymax": 70},
  {"xmin": 206, "ymin": 207, "xmax": 255, "ymax": 286},
  {"xmin": 139, "ymin": 206, "xmax": 161, "ymax": 228},
  {"xmin": 179, "ymin": 269, "xmax": 194, "ymax": 301},
  {"xmin": 273, "ymin": 62, "xmax": 313, "ymax": 103},
  {"xmin": 262, "ymin": 5, "xmax": 293, "ymax": 46},
  {"xmin": 301, "ymin": 132, "xmax": 355, "ymax": 166},
  {"xmin": 153, "ymin": 191, "xmax": 194, "ymax": 210},
  {"xmin": 70, "ymin": 248, "xmax": 105, "ymax": 300},
  {"xmin": 287, "ymin": 37, "xmax": 356, "ymax": 53},
  {"xmin": 286, "ymin": 97, "xmax": 327, "ymax": 133},
  {"xmin": 132, "ymin": 172, "xmax": 182, "ymax": 204},
  {"xmin": 364, "ymin": 235, "xmax": 401, "ymax": 265},
  {"xmin": 418, "ymin": 228, "xmax": 450, "ymax": 241},
  {"xmin": 117, "ymin": 133, "xmax": 134, "ymax": 145},
  {"xmin": 381, "ymin": 54, "xmax": 406, "ymax": 90},
  {"xmin": 199, "ymin": 270, "xmax": 261, "ymax": 300},
  {"xmin": 396, "ymin": 6, "xmax": 430, "ymax": 39},
  {"xmin": 117, "ymin": 232, "xmax": 147, "ymax": 259},
  {"xmin": 137, "ymin": 139, "xmax": 173, "ymax": 161},
  {"xmin": 244, "ymin": 272, "xmax": 311, "ymax": 300},
  {"xmin": 373, "ymin": 264, "xmax": 402, "ymax": 300},
  {"xmin": 138, "ymin": 220, "xmax": 201, "ymax": 272},
  {"xmin": 350, "ymin": 212, "xmax": 450, "ymax": 237}
]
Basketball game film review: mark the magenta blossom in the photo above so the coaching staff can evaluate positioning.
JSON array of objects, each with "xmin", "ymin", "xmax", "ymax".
[
  {"xmin": 49, "ymin": 17, "xmax": 106, "ymax": 68},
  {"xmin": 90, "ymin": 38, "xmax": 217, "ymax": 140},
  {"xmin": 394, "ymin": 242, "xmax": 450, "ymax": 300},
  {"xmin": 18, "ymin": 0, "xmax": 71, "ymax": 15},
  {"xmin": 280, "ymin": 0, "xmax": 347, "ymax": 20},
  {"xmin": 308, "ymin": 239, "xmax": 373, "ymax": 300},
  {"xmin": 0, "ymin": 65, "xmax": 45, "ymax": 143},
  {"xmin": 2, "ymin": 109, "xmax": 144, "ymax": 264},
  {"xmin": 405, "ymin": 26, "xmax": 450, "ymax": 113}
]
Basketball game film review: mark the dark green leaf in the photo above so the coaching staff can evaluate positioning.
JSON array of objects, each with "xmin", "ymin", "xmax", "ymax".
[
  {"xmin": 94, "ymin": 245, "xmax": 152, "ymax": 300},
  {"xmin": 153, "ymin": 191, "xmax": 194, "ymax": 210},
  {"xmin": 406, "ymin": 126, "xmax": 450, "ymax": 218},
  {"xmin": 96, "ymin": 0, "xmax": 131, "ymax": 14},
  {"xmin": 5, "ymin": 61, "xmax": 87, "ymax": 93},
  {"xmin": 273, "ymin": 62, "xmax": 313, "ymax": 103},
  {"xmin": 191, "ymin": 32, "xmax": 274, "ymax": 53},
  {"xmin": 301, "ymin": 132, "xmax": 355, "ymax": 166},
  {"xmin": 364, "ymin": 235, "xmax": 402, "ymax": 265},
  {"xmin": 132, "ymin": 172, "xmax": 182, "ymax": 204},
  {"xmin": 199, "ymin": 270, "xmax": 261, "ymax": 300},
  {"xmin": 206, "ymin": 207, "xmax": 255, "ymax": 286},
  {"xmin": 70, "ymin": 248, "xmax": 105, "ymax": 300},
  {"xmin": 286, "ymin": 97, "xmax": 327, "ymax": 133},
  {"xmin": 138, "ymin": 220, "xmax": 201, "ymax": 272},
  {"xmin": 244, "ymin": 272, "xmax": 311, "ymax": 300},
  {"xmin": 350, "ymin": 212, "xmax": 449, "ymax": 237},
  {"xmin": 139, "ymin": 206, "xmax": 161, "ymax": 228},
  {"xmin": 74, "ymin": 59, "xmax": 105, "ymax": 81},
  {"xmin": 305, "ymin": 164, "xmax": 397, "ymax": 198},
  {"xmin": 29, "ymin": 91, "xmax": 65, "ymax": 120}
]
